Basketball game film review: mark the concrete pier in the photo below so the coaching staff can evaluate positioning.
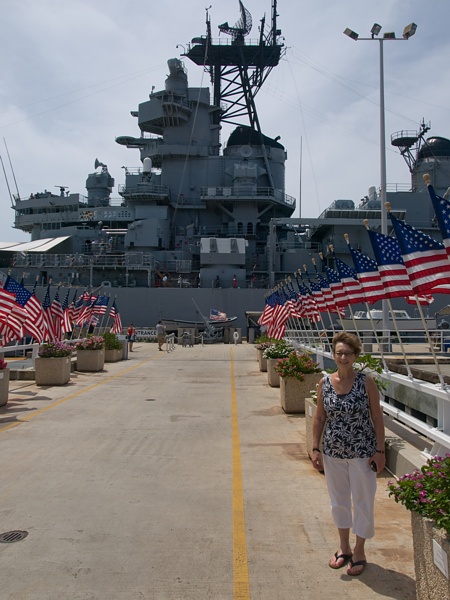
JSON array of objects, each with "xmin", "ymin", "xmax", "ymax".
[{"xmin": 0, "ymin": 342, "xmax": 416, "ymax": 599}]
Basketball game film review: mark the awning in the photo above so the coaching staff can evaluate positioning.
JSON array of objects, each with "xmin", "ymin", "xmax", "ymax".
[{"xmin": 0, "ymin": 236, "xmax": 71, "ymax": 253}]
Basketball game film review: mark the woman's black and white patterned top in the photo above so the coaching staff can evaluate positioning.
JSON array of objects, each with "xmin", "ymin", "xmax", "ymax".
[{"xmin": 322, "ymin": 372, "xmax": 376, "ymax": 459}]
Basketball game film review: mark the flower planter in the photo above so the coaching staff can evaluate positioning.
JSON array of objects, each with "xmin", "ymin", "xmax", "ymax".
[
  {"xmin": 267, "ymin": 358, "xmax": 280, "ymax": 387},
  {"xmin": 0, "ymin": 368, "xmax": 10, "ymax": 406},
  {"xmin": 76, "ymin": 349, "xmax": 105, "ymax": 372},
  {"xmin": 280, "ymin": 372, "xmax": 323, "ymax": 414},
  {"xmin": 256, "ymin": 348, "xmax": 267, "ymax": 372},
  {"xmin": 35, "ymin": 357, "xmax": 71, "ymax": 386},
  {"xmin": 105, "ymin": 348, "xmax": 122, "ymax": 363},
  {"xmin": 411, "ymin": 511, "xmax": 450, "ymax": 600}
]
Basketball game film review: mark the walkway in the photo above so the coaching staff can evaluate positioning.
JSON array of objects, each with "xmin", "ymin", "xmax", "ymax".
[{"xmin": 0, "ymin": 342, "xmax": 415, "ymax": 599}]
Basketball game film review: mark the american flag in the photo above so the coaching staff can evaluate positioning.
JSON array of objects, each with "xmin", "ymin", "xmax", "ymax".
[
  {"xmin": 3, "ymin": 275, "xmax": 45, "ymax": 341},
  {"xmin": 389, "ymin": 211, "xmax": 450, "ymax": 295},
  {"xmin": 366, "ymin": 228, "xmax": 414, "ymax": 299},
  {"xmin": 210, "ymin": 309, "xmax": 227, "ymax": 321},
  {"xmin": 296, "ymin": 280, "xmax": 320, "ymax": 322},
  {"xmin": 315, "ymin": 270, "xmax": 341, "ymax": 314},
  {"xmin": 0, "ymin": 288, "xmax": 26, "ymax": 341},
  {"xmin": 322, "ymin": 264, "xmax": 349, "ymax": 308},
  {"xmin": 92, "ymin": 295, "xmax": 109, "ymax": 315},
  {"xmin": 76, "ymin": 294, "xmax": 95, "ymax": 325},
  {"xmin": 109, "ymin": 299, "xmax": 123, "ymax": 334},
  {"xmin": 61, "ymin": 288, "xmax": 73, "ymax": 334},
  {"xmin": 69, "ymin": 292, "xmax": 85, "ymax": 323},
  {"xmin": 42, "ymin": 285, "xmax": 56, "ymax": 341},
  {"xmin": 425, "ymin": 181, "xmax": 450, "ymax": 256},
  {"xmin": 346, "ymin": 242, "xmax": 387, "ymax": 304},
  {"xmin": 50, "ymin": 288, "xmax": 64, "ymax": 341},
  {"xmin": 258, "ymin": 297, "xmax": 275, "ymax": 327},
  {"xmin": 334, "ymin": 257, "xmax": 366, "ymax": 305}
]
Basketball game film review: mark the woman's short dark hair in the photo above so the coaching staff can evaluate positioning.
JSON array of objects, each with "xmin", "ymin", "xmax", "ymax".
[{"xmin": 332, "ymin": 331, "xmax": 362, "ymax": 357}]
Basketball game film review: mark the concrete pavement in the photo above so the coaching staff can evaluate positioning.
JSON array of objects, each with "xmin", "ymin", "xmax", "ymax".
[{"xmin": 0, "ymin": 342, "xmax": 416, "ymax": 599}]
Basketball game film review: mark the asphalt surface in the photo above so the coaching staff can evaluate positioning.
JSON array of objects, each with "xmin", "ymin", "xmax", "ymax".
[{"xmin": 0, "ymin": 342, "xmax": 416, "ymax": 600}]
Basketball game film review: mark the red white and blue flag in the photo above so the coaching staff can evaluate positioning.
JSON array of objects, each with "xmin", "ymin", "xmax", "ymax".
[{"xmin": 389, "ymin": 211, "xmax": 450, "ymax": 295}]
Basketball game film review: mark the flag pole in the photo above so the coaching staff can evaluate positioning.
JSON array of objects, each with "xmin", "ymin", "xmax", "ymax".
[{"xmin": 414, "ymin": 296, "xmax": 447, "ymax": 388}]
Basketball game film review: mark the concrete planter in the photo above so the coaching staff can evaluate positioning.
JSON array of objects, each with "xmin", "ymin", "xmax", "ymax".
[
  {"xmin": 35, "ymin": 357, "xmax": 71, "ymax": 386},
  {"xmin": 411, "ymin": 511, "xmax": 450, "ymax": 600},
  {"xmin": 256, "ymin": 348, "xmax": 267, "ymax": 372},
  {"xmin": 0, "ymin": 368, "xmax": 10, "ymax": 406},
  {"xmin": 267, "ymin": 358, "xmax": 280, "ymax": 387},
  {"xmin": 76, "ymin": 349, "xmax": 105, "ymax": 372},
  {"xmin": 280, "ymin": 372, "xmax": 323, "ymax": 414},
  {"xmin": 105, "ymin": 348, "xmax": 122, "ymax": 363}
]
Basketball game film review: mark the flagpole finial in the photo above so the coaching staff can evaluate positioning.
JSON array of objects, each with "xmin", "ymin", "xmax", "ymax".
[
  {"xmin": 311, "ymin": 257, "xmax": 316, "ymax": 265},
  {"xmin": 344, "ymin": 233, "xmax": 350, "ymax": 243},
  {"xmin": 423, "ymin": 173, "xmax": 431, "ymax": 186},
  {"xmin": 318, "ymin": 252, "xmax": 323, "ymax": 260},
  {"xmin": 385, "ymin": 202, "xmax": 391, "ymax": 213},
  {"xmin": 363, "ymin": 219, "xmax": 369, "ymax": 230},
  {"xmin": 329, "ymin": 244, "xmax": 334, "ymax": 252}
]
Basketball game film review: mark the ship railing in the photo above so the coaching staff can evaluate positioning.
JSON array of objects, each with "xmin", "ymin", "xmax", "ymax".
[
  {"xmin": 11, "ymin": 252, "xmax": 156, "ymax": 270},
  {"xmin": 117, "ymin": 183, "xmax": 169, "ymax": 197},
  {"xmin": 200, "ymin": 187, "xmax": 295, "ymax": 206}
]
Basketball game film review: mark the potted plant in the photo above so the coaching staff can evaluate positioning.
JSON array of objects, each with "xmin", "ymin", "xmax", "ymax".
[
  {"xmin": 275, "ymin": 351, "xmax": 322, "ymax": 413},
  {"xmin": 103, "ymin": 332, "xmax": 123, "ymax": 363},
  {"xmin": 0, "ymin": 357, "xmax": 9, "ymax": 406},
  {"xmin": 254, "ymin": 338, "xmax": 274, "ymax": 372},
  {"xmin": 35, "ymin": 341, "xmax": 73, "ymax": 386},
  {"xmin": 74, "ymin": 335, "xmax": 105, "ymax": 372},
  {"xmin": 263, "ymin": 340, "xmax": 294, "ymax": 387},
  {"xmin": 388, "ymin": 455, "xmax": 450, "ymax": 600}
]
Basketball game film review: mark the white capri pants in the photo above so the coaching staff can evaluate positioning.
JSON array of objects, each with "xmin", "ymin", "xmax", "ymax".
[{"xmin": 323, "ymin": 454, "xmax": 377, "ymax": 539}]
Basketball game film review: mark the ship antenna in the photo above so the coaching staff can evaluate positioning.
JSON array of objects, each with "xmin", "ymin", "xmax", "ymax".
[
  {"xmin": 0, "ymin": 155, "xmax": 14, "ymax": 207},
  {"xmin": 3, "ymin": 138, "xmax": 21, "ymax": 200}
]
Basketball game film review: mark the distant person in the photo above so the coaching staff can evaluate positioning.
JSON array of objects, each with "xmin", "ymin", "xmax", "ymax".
[
  {"xmin": 156, "ymin": 321, "xmax": 166, "ymax": 351},
  {"xmin": 312, "ymin": 332, "xmax": 385, "ymax": 576},
  {"xmin": 214, "ymin": 275, "xmax": 220, "ymax": 288},
  {"xmin": 162, "ymin": 275, "xmax": 168, "ymax": 287},
  {"xmin": 233, "ymin": 274, "xmax": 237, "ymax": 288},
  {"xmin": 127, "ymin": 323, "xmax": 136, "ymax": 352},
  {"xmin": 178, "ymin": 275, "xmax": 182, "ymax": 288}
]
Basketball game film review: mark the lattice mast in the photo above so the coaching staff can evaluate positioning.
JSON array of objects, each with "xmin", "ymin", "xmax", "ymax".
[{"xmin": 185, "ymin": 1, "xmax": 284, "ymax": 187}]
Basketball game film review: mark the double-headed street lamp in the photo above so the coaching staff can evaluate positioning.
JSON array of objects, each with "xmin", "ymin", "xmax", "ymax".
[{"xmin": 344, "ymin": 22, "xmax": 417, "ymax": 337}]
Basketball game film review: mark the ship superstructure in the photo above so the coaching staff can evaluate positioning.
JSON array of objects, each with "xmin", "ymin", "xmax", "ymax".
[{"xmin": 10, "ymin": 1, "xmax": 295, "ymax": 290}]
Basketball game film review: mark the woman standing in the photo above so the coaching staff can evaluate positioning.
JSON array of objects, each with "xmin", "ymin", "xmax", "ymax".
[
  {"xmin": 312, "ymin": 332, "xmax": 385, "ymax": 576},
  {"xmin": 127, "ymin": 323, "xmax": 136, "ymax": 352}
]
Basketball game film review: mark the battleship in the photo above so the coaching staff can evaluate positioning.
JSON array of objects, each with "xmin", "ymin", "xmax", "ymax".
[{"xmin": 2, "ymin": 1, "xmax": 450, "ymax": 328}]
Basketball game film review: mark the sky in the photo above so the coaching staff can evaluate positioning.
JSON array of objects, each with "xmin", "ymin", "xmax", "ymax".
[{"xmin": 1, "ymin": 0, "xmax": 450, "ymax": 242}]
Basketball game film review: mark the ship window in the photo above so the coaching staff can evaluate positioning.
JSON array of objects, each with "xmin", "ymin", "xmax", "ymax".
[
  {"xmin": 237, "ymin": 222, "xmax": 243, "ymax": 234},
  {"xmin": 247, "ymin": 222, "xmax": 253, "ymax": 235}
]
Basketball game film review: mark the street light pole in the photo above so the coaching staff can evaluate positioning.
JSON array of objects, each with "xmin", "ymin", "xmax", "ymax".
[{"xmin": 344, "ymin": 23, "xmax": 417, "ymax": 338}]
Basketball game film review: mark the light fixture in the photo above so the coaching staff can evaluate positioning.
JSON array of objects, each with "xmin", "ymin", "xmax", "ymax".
[
  {"xmin": 403, "ymin": 22, "xmax": 417, "ymax": 39},
  {"xmin": 343, "ymin": 27, "xmax": 359, "ymax": 41},
  {"xmin": 371, "ymin": 23, "xmax": 382, "ymax": 37},
  {"xmin": 383, "ymin": 32, "xmax": 396, "ymax": 39}
]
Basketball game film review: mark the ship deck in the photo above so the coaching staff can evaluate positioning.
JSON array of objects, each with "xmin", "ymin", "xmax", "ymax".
[{"xmin": 0, "ymin": 342, "xmax": 418, "ymax": 599}]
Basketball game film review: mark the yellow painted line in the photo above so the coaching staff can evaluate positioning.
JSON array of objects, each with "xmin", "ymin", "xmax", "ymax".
[
  {"xmin": 0, "ymin": 355, "xmax": 162, "ymax": 434},
  {"xmin": 230, "ymin": 347, "xmax": 251, "ymax": 599}
]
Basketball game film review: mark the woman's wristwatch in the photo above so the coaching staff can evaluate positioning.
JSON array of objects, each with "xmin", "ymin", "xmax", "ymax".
[{"xmin": 375, "ymin": 449, "xmax": 385, "ymax": 454}]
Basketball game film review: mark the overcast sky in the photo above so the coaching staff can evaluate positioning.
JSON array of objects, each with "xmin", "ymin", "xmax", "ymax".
[{"xmin": 1, "ymin": 0, "xmax": 450, "ymax": 242}]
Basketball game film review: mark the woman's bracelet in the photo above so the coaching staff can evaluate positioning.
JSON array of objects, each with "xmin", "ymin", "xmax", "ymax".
[
  {"xmin": 375, "ymin": 449, "xmax": 385, "ymax": 454},
  {"xmin": 312, "ymin": 447, "xmax": 321, "ymax": 453}
]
